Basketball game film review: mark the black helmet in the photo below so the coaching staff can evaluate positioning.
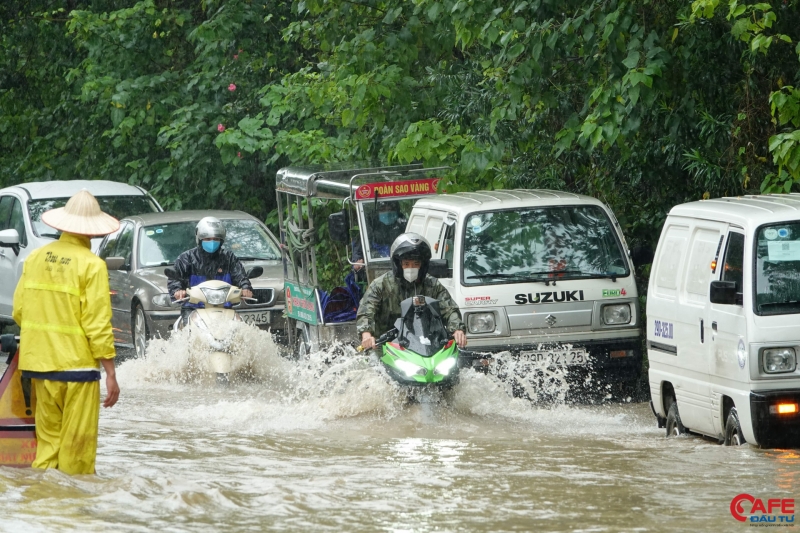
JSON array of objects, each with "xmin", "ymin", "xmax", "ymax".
[{"xmin": 390, "ymin": 232, "xmax": 432, "ymax": 281}]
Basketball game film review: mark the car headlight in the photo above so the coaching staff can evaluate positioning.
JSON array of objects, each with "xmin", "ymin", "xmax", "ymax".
[
  {"xmin": 602, "ymin": 304, "xmax": 631, "ymax": 325},
  {"xmin": 394, "ymin": 359, "xmax": 427, "ymax": 377},
  {"xmin": 200, "ymin": 287, "xmax": 229, "ymax": 305},
  {"xmin": 467, "ymin": 312, "xmax": 496, "ymax": 333},
  {"xmin": 434, "ymin": 357, "xmax": 457, "ymax": 376},
  {"xmin": 151, "ymin": 293, "xmax": 173, "ymax": 308},
  {"xmin": 762, "ymin": 347, "xmax": 797, "ymax": 374}
]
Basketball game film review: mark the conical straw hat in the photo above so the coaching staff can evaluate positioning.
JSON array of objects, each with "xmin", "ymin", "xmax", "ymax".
[{"xmin": 41, "ymin": 189, "xmax": 120, "ymax": 236}]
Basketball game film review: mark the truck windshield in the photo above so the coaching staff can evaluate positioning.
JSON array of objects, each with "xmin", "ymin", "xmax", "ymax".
[
  {"xmin": 139, "ymin": 219, "xmax": 280, "ymax": 267},
  {"xmin": 360, "ymin": 200, "xmax": 414, "ymax": 260},
  {"xmin": 462, "ymin": 206, "xmax": 629, "ymax": 285},
  {"xmin": 755, "ymin": 222, "xmax": 800, "ymax": 315},
  {"xmin": 28, "ymin": 195, "xmax": 159, "ymax": 238}
]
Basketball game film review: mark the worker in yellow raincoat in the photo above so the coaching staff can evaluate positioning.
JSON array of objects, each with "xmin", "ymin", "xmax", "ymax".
[{"xmin": 12, "ymin": 189, "xmax": 121, "ymax": 475}]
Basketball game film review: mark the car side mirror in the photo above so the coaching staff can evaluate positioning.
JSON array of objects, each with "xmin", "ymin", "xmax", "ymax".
[
  {"xmin": 164, "ymin": 267, "xmax": 178, "ymax": 280},
  {"xmin": 630, "ymin": 244, "xmax": 654, "ymax": 266},
  {"xmin": 0, "ymin": 229, "xmax": 20, "ymax": 256},
  {"xmin": 105, "ymin": 256, "xmax": 126, "ymax": 271},
  {"xmin": 0, "ymin": 333, "xmax": 18, "ymax": 357},
  {"xmin": 710, "ymin": 280, "xmax": 738, "ymax": 305},
  {"xmin": 328, "ymin": 210, "xmax": 349, "ymax": 243},
  {"xmin": 246, "ymin": 266, "xmax": 263, "ymax": 279},
  {"xmin": 428, "ymin": 259, "xmax": 452, "ymax": 279}
]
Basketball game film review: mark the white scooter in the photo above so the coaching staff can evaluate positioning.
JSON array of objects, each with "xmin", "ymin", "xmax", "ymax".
[{"xmin": 166, "ymin": 267, "xmax": 262, "ymax": 383}]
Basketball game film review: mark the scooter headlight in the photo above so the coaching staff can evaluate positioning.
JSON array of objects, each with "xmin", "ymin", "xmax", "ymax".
[
  {"xmin": 394, "ymin": 359, "xmax": 427, "ymax": 377},
  {"xmin": 201, "ymin": 287, "xmax": 229, "ymax": 305},
  {"xmin": 434, "ymin": 357, "xmax": 457, "ymax": 376},
  {"xmin": 762, "ymin": 347, "xmax": 797, "ymax": 374}
]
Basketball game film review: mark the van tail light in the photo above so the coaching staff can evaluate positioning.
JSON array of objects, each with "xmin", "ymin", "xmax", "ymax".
[{"xmin": 610, "ymin": 350, "xmax": 633, "ymax": 359}]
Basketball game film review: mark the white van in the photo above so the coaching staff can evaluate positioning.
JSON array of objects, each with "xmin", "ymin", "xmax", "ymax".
[
  {"xmin": 407, "ymin": 190, "xmax": 643, "ymax": 388},
  {"xmin": 648, "ymin": 195, "xmax": 800, "ymax": 447}
]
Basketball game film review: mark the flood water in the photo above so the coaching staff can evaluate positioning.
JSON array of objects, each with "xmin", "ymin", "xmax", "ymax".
[{"xmin": 1, "ymin": 326, "xmax": 798, "ymax": 532}]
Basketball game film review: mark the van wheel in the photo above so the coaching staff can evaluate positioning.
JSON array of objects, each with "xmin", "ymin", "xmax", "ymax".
[
  {"xmin": 724, "ymin": 407, "xmax": 746, "ymax": 446},
  {"xmin": 133, "ymin": 304, "xmax": 149, "ymax": 359},
  {"xmin": 666, "ymin": 402, "xmax": 687, "ymax": 437}
]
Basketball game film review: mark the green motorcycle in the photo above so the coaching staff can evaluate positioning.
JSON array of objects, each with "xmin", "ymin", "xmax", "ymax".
[{"xmin": 366, "ymin": 295, "xmax": 460, "ymax": 387}]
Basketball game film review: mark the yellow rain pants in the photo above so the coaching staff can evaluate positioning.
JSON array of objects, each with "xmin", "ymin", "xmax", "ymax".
[{"xmin": 32, "ymin": 379, "xmax": 100, "ymax": 475}]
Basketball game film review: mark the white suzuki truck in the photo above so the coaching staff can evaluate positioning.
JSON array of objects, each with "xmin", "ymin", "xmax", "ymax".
[{"xmin": 407, "ymin": 189, "xmax": 644, "ymax": 389}]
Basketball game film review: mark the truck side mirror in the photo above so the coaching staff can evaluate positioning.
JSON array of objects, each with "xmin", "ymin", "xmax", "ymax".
[
  {"xmin": 246, "ymin": 266, "xmax": 263, "ymax": 279},
  {"xmin": 328, "ymin": 211, "xmax": 349, "ymax": 243},
  {"xmin": 0, "ymin": 229, "xmax": 20, "ymax": 256},
  {"xmin": 630, "ymin": 244, "xmax": 654, "ymax": 266},
  {"xmin": 428, "ymin": 259, "xmax": 452, "ymax": 279},
  {"xmin": 710, "ymin": 280, "xmax": 737, "ymax": 305}
]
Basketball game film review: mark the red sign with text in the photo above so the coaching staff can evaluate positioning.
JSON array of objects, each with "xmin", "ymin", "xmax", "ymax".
[{"xmin": 355, "ymin": 178, "xmax": 440, "ymax": 201}]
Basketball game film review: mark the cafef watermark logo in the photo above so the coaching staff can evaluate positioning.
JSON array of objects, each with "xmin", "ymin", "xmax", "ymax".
[{"xmin": 730, "ymin": 493, "xmax": 795, "ymax": 525}]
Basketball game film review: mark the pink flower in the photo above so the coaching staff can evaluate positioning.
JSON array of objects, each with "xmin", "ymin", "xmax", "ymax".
[
  {"xmin": 237, "ymin": 152, "xmax": 242, "ymax": 159},
  {"xmin": 217, "ymin": 124, "xmax": 225, "ymax": 132},
  {"xmin": 233, "ymin": 54, "xmax": 238, "ymax": 60},
  {"xmin": 228, "ymin": 84, "xmax": 236, "ymax": 91}
]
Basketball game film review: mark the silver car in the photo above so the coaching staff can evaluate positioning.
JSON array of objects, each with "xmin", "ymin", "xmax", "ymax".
[
  {"xmin": 96, "ymin": 210, "xmax": 285, "ymax": 357},
  {"xmin": 0, "ymin": 180, "xmax": 163, "ymax": 327}
]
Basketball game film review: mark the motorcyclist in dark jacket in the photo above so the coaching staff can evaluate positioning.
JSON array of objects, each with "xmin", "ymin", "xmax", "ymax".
[
  {"xmin": 357, "ymin": 233, "xmax": 467, "ymax": 351},
  {"xmin": 168, "ymin": 217, "xmax": 253, "ymax": 321}
]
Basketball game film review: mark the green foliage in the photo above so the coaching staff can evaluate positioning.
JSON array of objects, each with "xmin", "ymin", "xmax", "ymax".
[{"xmin": 2, "ymin": 0, "xmax": 800, "ymax": 275}]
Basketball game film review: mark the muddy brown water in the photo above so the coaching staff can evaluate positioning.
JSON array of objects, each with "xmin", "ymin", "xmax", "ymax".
[{"xmin": 0, "ymin": 326, "xmax": 797, "ymax": 532}]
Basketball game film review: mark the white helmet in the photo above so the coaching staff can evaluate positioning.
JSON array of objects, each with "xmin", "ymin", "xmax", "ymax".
[{"xmin": 195, "ymin": 216, "xmax": 226, "ymax": 245}]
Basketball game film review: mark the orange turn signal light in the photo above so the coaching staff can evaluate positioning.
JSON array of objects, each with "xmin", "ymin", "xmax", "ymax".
[
  {"xmin": 770, "ymin": 403, "xmax": 799, "ymax": 415},
  {"xmin": 710, "ymin": 260, "xmax": 717, "ymax": 272}
]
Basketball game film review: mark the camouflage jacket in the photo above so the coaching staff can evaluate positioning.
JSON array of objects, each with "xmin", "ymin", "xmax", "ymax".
[{"xmin": 356, "ymin": 273, "xmax": 466, "ymax": 337}]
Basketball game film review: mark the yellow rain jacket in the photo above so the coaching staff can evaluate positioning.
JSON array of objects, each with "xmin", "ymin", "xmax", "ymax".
[{"xmin": 12, "ymin": 233, "xmax": 116, "ymax": 373}]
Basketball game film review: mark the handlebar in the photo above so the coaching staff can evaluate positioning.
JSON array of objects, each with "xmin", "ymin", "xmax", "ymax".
[{"xmin": 356, "ymin": 328, "xmax": 398, "ymax": 352}]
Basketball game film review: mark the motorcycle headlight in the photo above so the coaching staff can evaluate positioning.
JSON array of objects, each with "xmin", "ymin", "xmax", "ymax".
[
  {"xmin": 151, "ymin": 293, "xmax": 173, "ymax": 308},
  {"xmin": 762, "ymin": 347, "xmax": 797, "ymax": 374},
  {"xmin": 201, "ymin": 287, "xmax": 229, "ymax": 305},
  {"xmin": 394, "ymin": 359, "xmax": 427, "ymax": 377},
  {"xmin": 602, "ymin": 304, "xmax": 631, "ymax": 325},
  {"xmin": 467, "ymin": 312, "xmax": 496, "ymax": 334},
  {"xmin": 434, "ymin": 357, "xmax": 457, "ymax": 376}
]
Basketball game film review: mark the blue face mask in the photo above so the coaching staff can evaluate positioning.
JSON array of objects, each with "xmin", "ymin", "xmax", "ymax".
[
  {"xmin": 201, "ymin": 240, "xmax": 221, "ymax": 253},
  {"xmin": 379, "ymin": 211, "xmax": 398, "ymax": 225}
]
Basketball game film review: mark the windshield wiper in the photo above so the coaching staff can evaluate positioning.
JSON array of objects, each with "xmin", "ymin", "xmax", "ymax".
[
  {"xmin": 40, "ymin": 232, "xmax": 60, "ymax": 239},
  {"xmin": 237, "ymin": 256, "xmax": 275, "ymax": 261},
  {"xmin": 581, "ymin": 271, "xmax": 621, "ymax": 282},
  {"xmin": 467, "ymin": 273, "xmax": 555, "ymax": 285}
]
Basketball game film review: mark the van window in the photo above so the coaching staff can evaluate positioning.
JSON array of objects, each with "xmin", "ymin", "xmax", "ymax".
[
  {"xmin": 721, "ymin": 232, "xmax": 745, "ymax": 293},
  {"xmin": 462, "ymin": 205, "xmax": 628, "ymax": 285},
  {"xmin": 755, "ymin": 223, "xmax": 800, "ymax": 315}
]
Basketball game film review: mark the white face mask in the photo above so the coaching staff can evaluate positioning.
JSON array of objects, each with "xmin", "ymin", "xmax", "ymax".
[{"xmin": 403, "ymin": 268, "xmax": 419, "ymax": 282}]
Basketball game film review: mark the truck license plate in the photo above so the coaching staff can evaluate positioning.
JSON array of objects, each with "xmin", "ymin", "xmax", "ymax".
[
  {"xmin": 520, "ymin": 349, "xmax": 589, "ymax": 366},
  {"xmin": 240, "ymin": 311, "xmax": 271, "ymax": 326}
]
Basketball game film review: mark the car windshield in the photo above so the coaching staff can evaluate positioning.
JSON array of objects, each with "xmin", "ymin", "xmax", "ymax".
[
  {"xmin": 755, "ymin": 222, "xmax": 800, "ymax": 315},
  {"xmin": 463, "ymin": 205, "xmax": 629, "ymax": 285},
  {"xmin": 138, "ymin": 219, "xmax": 280, "ymax": 267},
  {"xmin": 29, "ymin": 196, "xmax": 159, "ymax": 238}
]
